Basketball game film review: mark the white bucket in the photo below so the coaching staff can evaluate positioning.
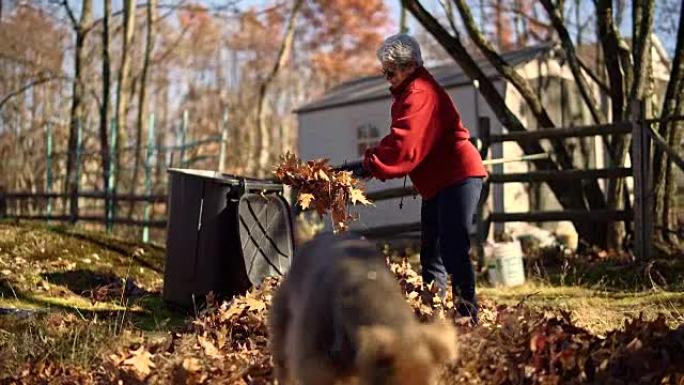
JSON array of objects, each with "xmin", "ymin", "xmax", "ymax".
[{"xmin": 486, "ymin": 241, "xmax": 525, "ymax": 287}]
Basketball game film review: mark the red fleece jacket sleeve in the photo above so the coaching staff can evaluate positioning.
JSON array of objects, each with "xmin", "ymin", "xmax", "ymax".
[{"xmin": 363, "ymin": 89, "xmax": 439, "ymax": 180}]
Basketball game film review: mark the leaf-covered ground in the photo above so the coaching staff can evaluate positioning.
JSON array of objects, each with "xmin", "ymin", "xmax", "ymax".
[{"xmin": 1, "ymin": 221, "xmax": 683, "ymax": 384}]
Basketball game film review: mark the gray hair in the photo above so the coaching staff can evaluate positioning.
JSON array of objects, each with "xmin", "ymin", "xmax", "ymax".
[{"xmin": 376, "ymin": 33, "xmax": 423, "ymax": 67}]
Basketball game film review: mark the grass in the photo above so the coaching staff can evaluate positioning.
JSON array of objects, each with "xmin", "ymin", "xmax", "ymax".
[
  {"xmin": 480, "ymin": 281, "xmax": 684, "ymax": 334},
  {"xmin": 0, "ymin": 220, "xmax": 188, "ymax": 374}
]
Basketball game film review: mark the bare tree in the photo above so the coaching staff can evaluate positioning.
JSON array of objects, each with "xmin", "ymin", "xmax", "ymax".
[
  {"xmin": 653, "ymin": 0, "xmax": 684, "ymax": 247},
  {"xmin": 63, "ymin": 0, "xmax": 93, "ymax": 223},
  {"xmin": 114, "ymin": 0, "xmax": 137, "ymax": 195},
  {"xmin": 128, "ymin": 0, "xmax": 156, "ymax": 218},
  {"xmin": 100, "ymin": 0, "xmax": 112, "ymax": 226},
  {"xmin": 254, "ymin": 0, "xmax": 304, "ymax": 176}
]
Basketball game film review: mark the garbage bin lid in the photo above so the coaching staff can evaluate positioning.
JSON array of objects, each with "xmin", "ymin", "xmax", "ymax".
[{"xmin": 167, "ymin": 168, "xmax": 279, "ymax": 187}]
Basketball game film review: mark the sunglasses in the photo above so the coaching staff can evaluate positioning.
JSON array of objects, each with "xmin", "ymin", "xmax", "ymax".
[{"xmin": 381, "ymin": 68, "xmax": 396, "ymax": 78}]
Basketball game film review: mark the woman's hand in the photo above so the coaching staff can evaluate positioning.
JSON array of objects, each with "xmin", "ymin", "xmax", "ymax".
[
  {"xmin": 337, "ymin": 162, "xmax": 372, "ymax": 179},
  {"xmin": 351, "ymin": 163, "xmax": 372, "ymax": 179}
]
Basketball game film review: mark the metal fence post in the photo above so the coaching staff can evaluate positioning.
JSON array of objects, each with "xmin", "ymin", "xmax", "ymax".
[
  {"xmin": 142, "ymin": 113, "xmax": 156, "ymax": 243},
  {"xmin": 218, "ymin": 109, "xmax": 229, "ymax": 172},
  {"xmin": 69, "ymin": 119, "xmax": 82, "ymax": 224},
  {"xmin": 179, "ymin": 110, "xmax": 188, "ymax": 168},
  {"xmin": 45, "ymin": 122, "xmax": 53, "ymax": 221},
  {"xmin": 107, "ymin": 118, "xmax": 117, "ymax": 233}
]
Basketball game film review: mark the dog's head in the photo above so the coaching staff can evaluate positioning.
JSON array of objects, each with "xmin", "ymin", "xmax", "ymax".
[{"xmin": 356, "ymin": 320, "xmax": 458, "ymax": 385}]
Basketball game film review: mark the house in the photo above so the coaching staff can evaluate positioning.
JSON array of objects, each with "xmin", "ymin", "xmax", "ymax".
[{"xmin": 294, "ymin": 41, "xmax": 673, "ymax": 239}]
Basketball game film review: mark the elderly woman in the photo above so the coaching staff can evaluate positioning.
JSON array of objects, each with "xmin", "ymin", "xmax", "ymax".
[{"xmin": 360, "ymin": 34, "xmax": 487, "ymax": 324}]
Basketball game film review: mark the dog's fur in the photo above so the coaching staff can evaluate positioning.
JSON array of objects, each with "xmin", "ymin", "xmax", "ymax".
[{"xmin": 268, "ymin": 233, "xmax": 457, "ymax": 385}]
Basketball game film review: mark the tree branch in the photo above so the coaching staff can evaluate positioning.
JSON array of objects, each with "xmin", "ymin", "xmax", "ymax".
[
  {"xmin": 83, "ymin": 0, "xmax": 258, "ymax": 34},
  {"xmin": 627, "ymin": 0, "xmax": 655, "ymax": 111},
  {"xmin": 61, "ymin": 0, "xmax": 79, "ymax": 28},
  {"xmin": 576, "ymin": 54, "xmax": 610, "ymax": 94},
  {"xmin": 438, "ymin": 0, "xmax": 460, "ymax": 38},
  {"xmin": 0, "ymin": 76, "xmax": 67, "ymax": 111},
  {"xmin": 652, "ymin": 0, "xmax": 684, "ymax": 244},
  {"xmin": 540, "ymin": 0, "xmax": 606, "ymax": 124},
  {"xmin": 255, "ymin": 0, "xmax": 304, "ymax": 173},
  {"xmin": 596, "ymin": 0, "xmax": 625, "ymax": 123},
  {"xmin": 452, "ymin": 0, "xmax": 558, "ymax": 130},
  {"xmin": 656, "ymin": 0, "xmax": 684, "ymax": 145}
]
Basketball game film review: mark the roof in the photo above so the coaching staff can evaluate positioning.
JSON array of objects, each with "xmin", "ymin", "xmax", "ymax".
[{"xmin": 295, "ymin": 44, "xmax": 553, "ymax": 114}]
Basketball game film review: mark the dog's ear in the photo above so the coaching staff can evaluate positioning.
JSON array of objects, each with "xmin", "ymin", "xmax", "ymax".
[
  {"xmin": 418, "ymin": 320, "xmax": 458, "ymax": 364},
  {"xmin": 357, "ymin": 325, "xmax": 399, "ymax": 371}
]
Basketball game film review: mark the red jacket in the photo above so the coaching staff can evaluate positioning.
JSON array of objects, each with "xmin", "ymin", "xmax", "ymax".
[{"xmin": 363, "ymin": 66, "xmax": 487, "ymax": 200}]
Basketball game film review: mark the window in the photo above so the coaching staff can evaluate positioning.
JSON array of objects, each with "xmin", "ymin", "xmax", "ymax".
[{"xmin": 357, "ymin": 123, "xmax": 380, "ymax": 157}]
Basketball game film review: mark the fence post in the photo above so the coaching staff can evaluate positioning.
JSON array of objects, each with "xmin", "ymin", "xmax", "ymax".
[
  {"xmin": 179, "ymin": 110, "xmax": 188, "ymax": 168},
  {"xmin": 475, "ymin": 117, "xmax": 491, "ymax": 265},
  {"xmin": 142, "ymin": 113, "xmax": 156, "ymax": 243},
  {"xmin": 69, "ymin": 119, "xmax": 82, "ymax": 224},
  {"xmin": 0, "ymin": 186, "xmax": 6, "ymax": 219},
  {"xmin": 632, "ymin": 100, "xmax": 653, "ymax": 259},
  {"xmin": 107, "ymin": 118, "xmax": 117, "ymax": 233},
  {"xmin": 218, "ymin": 109, "xmax": 229, "ymax": 172},
  {"xmin": 45, "ymin": 122, "xmax": 53, "ymax": 221}
]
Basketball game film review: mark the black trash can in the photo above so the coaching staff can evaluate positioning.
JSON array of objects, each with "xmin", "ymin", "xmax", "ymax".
[{"xmin": 163, "ymin": 169, "xmax": 294, "ymax": 309}]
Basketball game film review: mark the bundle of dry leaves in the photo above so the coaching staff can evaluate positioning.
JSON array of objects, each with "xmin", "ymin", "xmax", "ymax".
[{"xmin": 273, "ymin": 152, "xmax": 371, "ymax": 232}]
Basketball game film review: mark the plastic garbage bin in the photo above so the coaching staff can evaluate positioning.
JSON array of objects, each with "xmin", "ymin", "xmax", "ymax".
[{"xmin": 163, "ymin": 169, "xmax": 294, "ymax": 309}]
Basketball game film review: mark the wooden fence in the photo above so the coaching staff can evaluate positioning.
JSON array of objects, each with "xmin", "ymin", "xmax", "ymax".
[
  {"xmin": 1, "ymin": 107, "xmax": 683, "ymax": 255},
  {"xmin": 0, "ymin": 109, "xmax": 226, "ymax": 242}
]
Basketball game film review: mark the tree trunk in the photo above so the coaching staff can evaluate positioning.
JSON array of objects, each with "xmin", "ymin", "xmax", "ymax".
[
  {"xmin": 128, "ymin": 0, "xmax": 156, "ymax": 219},
  {"xmin": 539, "ymin": 0, "xmax": 607, "ymax": 125},
  {"xmin": 255, "ymin": 0, "xmax": 304, "ymax": 177},
  {"xmin": 114, "ymin": 0, "xmax": 137, "ymax": 199},
  {"xmin": 399, "ymin": 0, "xmax": 408, "ymax": 33},
  {"xmin": 100, "ymin": 0, "xmax": 112, "ymax": 228},
  {"xmin": 65, "ymin": 0, "xmax": 93, "ymax": 224},
  {"xmin": 654, "ymin": 0, "xmax": 684, "ymax": 247},
  {"xmin": 596, "ymin": 0, "xmax": 631, "ymax": 249},
  {"xmin": 404, "ymin": 0, "xmax": 608, "ymax": 247}
]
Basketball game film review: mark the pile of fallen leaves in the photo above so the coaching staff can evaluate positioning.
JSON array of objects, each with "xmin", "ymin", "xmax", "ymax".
[
  {"xmin": 273, "ymin": 152, "xmax": 371, "ymax": 232},
  {"xmin": 3, "ymin": 262, "xmax": 684, "ymax": 385}
]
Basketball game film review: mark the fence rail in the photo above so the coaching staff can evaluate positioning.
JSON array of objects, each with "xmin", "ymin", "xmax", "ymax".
[
  {"xmin": 4, "ymin": 191, "xmax": 167, "ymax": 203},
  {"xmin": 489, "ymin": 121, "xmax": 632, "ymax": 142},
  {"xmin": 5, "ymin": 214, "xmax": 167, "ymax": 228}
]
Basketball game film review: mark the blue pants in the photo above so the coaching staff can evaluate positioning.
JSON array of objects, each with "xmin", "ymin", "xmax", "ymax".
[{"xmin": 420, "ymin": 177, "xmax": 483, "ymax": 320}]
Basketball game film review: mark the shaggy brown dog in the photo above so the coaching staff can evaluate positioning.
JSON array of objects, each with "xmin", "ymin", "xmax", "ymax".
[{"xmin": 268, "ymin": 233, "xmax": 458, "ymax": 385}]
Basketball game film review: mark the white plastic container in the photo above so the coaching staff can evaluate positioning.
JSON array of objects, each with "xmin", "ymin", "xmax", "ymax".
[{"xmin": 486, "ymin": 241, "xmax": 526, "ymax": 287}]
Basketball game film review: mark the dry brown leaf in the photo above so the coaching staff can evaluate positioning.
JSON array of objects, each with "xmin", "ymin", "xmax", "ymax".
[
  {"xmin": 122, "ymin": 346, "xmax": 155, "ymax": 376},
  {"xmin": 182, "ymin": 357, "xmax": 202, "ymax": 373},
  {"xmin": 350, "ymin": 187, "xmax": 371, "ymax": 205},
  {"xmin": 298, "ymin": 193, "xmax": 315, "ymax": 209},
  {"xmin": 198, "ymin": 335, "xmax": 222, "ymax": 359},
  {"xmin": 244, "ymin": 296, "xmax": 267, "ymax": 312},
  {"xmin": 220, "ymin": 303, "xmax": 246, "ymax": 322}
]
